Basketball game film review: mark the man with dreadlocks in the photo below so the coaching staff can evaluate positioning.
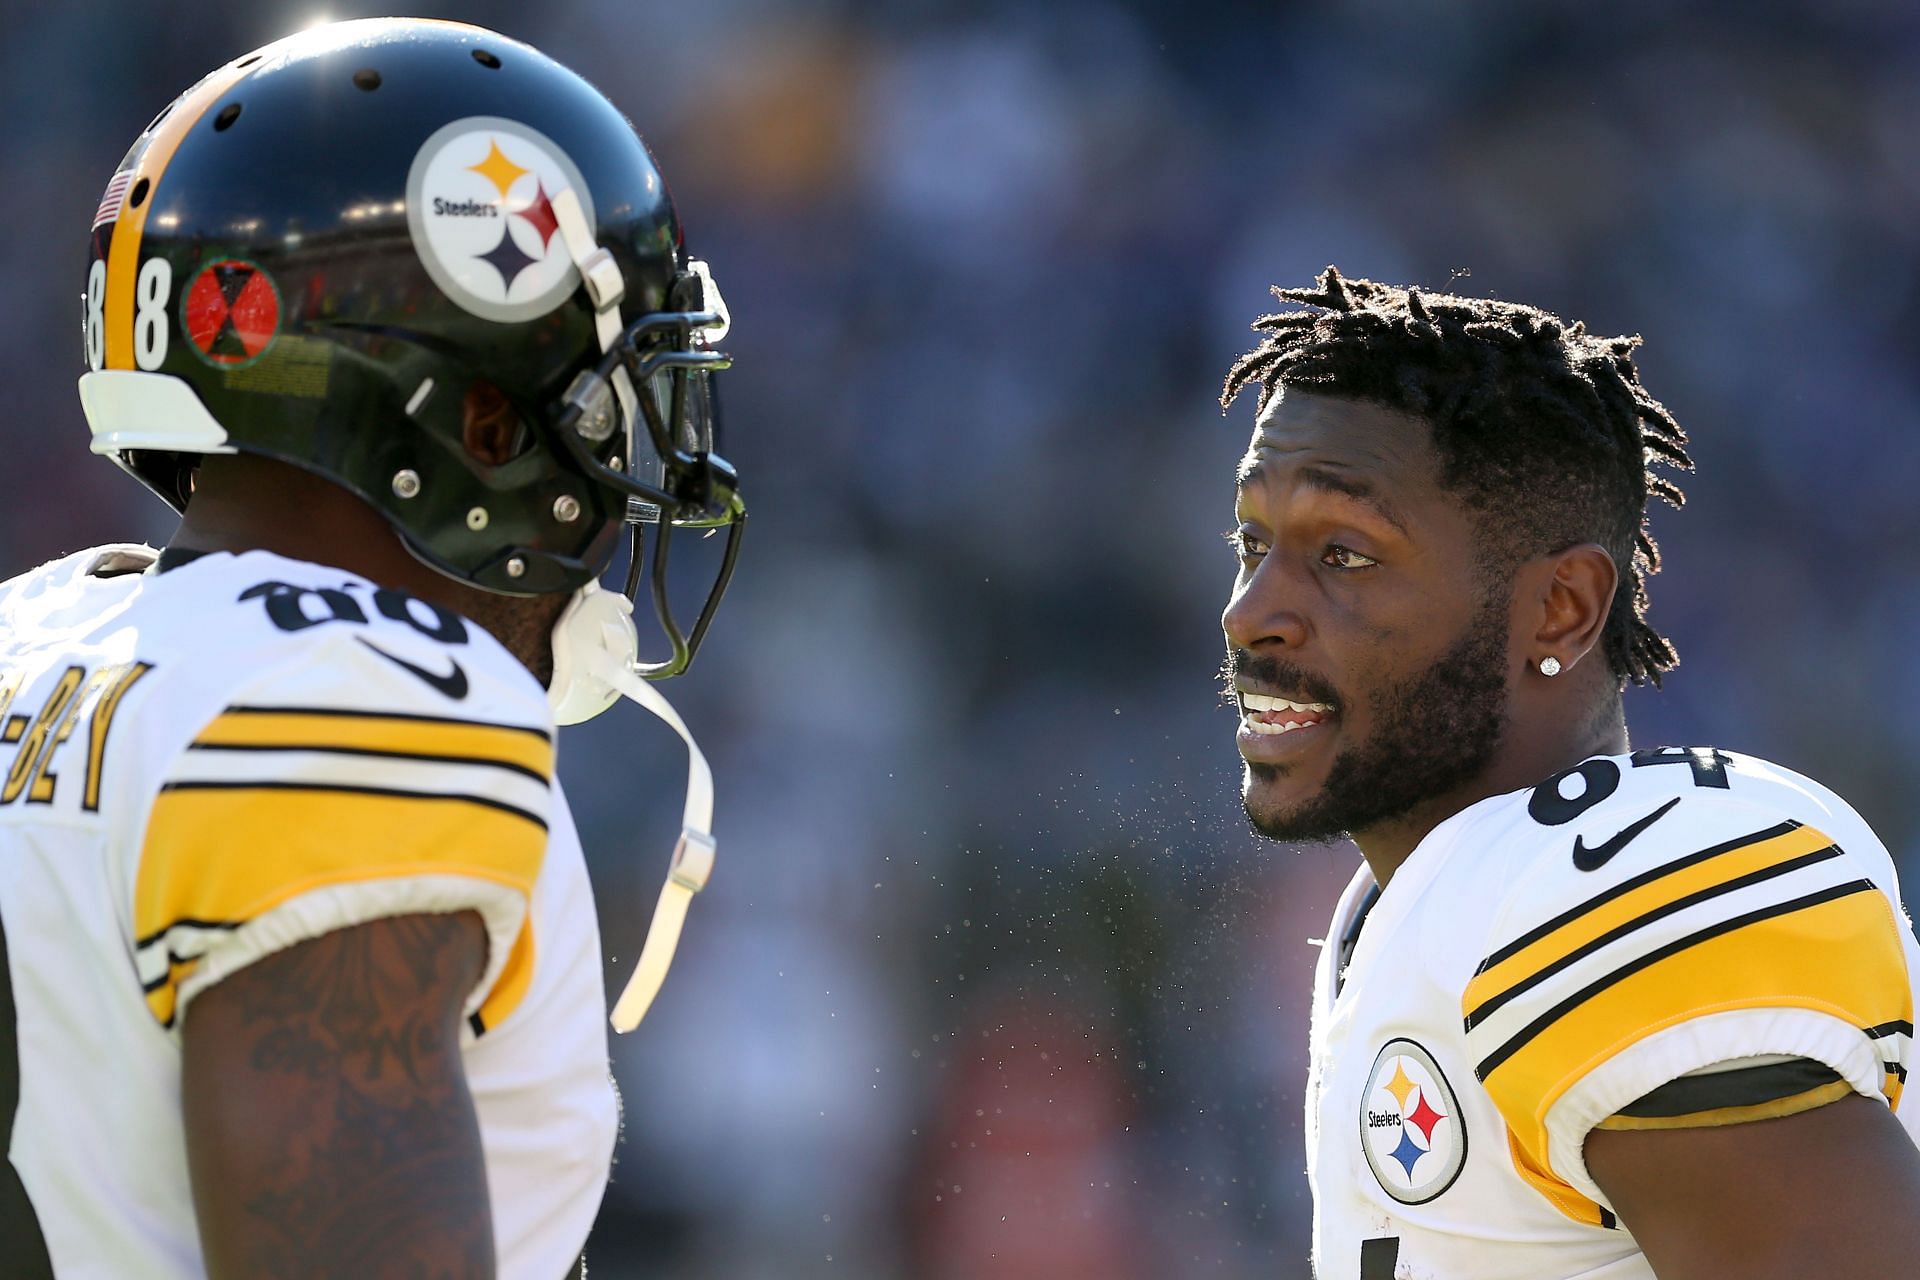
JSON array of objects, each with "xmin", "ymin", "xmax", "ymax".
[{"xmin": 1220, "ymin": 267, "xmax": 1920, "ymax": 1278}]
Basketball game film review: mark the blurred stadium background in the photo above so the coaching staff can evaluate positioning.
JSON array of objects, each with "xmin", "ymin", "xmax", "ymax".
[{"xmin": 7, "ymin": 1, "xmax": 1920, "ymax": 1275}]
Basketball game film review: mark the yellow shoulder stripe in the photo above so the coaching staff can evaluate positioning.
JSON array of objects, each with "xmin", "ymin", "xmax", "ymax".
[
  {"xmin": 1465, "ymin": 822, "xmax": 1834, "ymax": 1026},
  {"xmin": 1482, "ymin": 884, "xmax": 1907, "ymax": 1095},
  {"xmin": 136, "ymin": 784, "xmax": 547, "ymax": 1026},
  {"xmin": 1504, "ymin": 1128, "xmax": 1616, "ymax": 1229},
  {"xmin": 1481, "ymin": 884, "xmax": 1911, "ymax": 1222},
  {"xmin": 473, "ymin": 923, "xmax": 535, "ymax": 1035},
  {"xmin": 193, "ymin": 706, "xmax": 553, "ymax": 781}
]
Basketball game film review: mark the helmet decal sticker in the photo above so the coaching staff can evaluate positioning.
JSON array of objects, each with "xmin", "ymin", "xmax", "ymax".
[
  {"xmin": 92, "ymin": 171, "xmax": 133, "ymax": 232},
  {"xmin": 406, "ymin": 116, "xmax": 596, "ymax": 322},
  {"xmin": 181, "ymin": 258, "xmax": 281, "ymax": 368},
  {"xmin": 96, "ymin": 59, "xmax": 260, "ymax": 372}
]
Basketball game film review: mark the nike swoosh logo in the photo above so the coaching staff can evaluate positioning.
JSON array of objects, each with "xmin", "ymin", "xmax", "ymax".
[
  {"xmin": 1573, "ymin": 797, "xmax": 1682, "ymax": 871},
  {"xmin": 355, "ymin": 637, "xmax": 470, "ymax": 700}
]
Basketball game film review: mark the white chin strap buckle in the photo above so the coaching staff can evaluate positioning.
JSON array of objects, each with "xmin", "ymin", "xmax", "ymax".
[{"xmin": 548, "ymin": 582, "xmax": 715, "ymax": 1032}]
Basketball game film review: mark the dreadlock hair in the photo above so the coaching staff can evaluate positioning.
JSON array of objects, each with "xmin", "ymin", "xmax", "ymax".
[{"xmin": 1222, "ymin": 266, "xmax": 1691, "ymax": 687}]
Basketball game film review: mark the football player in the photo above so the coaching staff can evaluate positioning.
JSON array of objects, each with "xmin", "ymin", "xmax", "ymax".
[
  {"xmin": 1219, "ymin": 267, "xmax": 1920, "ymax": 1278},
  {"xmin": 0, "ymin": 19, "xmax": 741, "ymax": 1277}
]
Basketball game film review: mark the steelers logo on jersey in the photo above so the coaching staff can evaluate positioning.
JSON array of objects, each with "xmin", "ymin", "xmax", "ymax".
[
  {"xmin": 405, "ymin": 116, "xmax": 596, "ymax": 323},
  {"xmin": 1360, "ymin": 1038, "xmax": 1467, "ymax": 1204}
]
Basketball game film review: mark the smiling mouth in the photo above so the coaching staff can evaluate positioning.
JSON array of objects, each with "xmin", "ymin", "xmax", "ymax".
[{"xmin": 1237, "ymin": 691, "xmax": 1336, "ymax": 736}]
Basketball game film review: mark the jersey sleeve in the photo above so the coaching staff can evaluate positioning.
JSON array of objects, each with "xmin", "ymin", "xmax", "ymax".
[
  {"xmin": 129, "ymin": 631, "xmax": 555, "ymax": 1036},
  {"xmin": 1461, "ymin": 780, "xmax": 1914, "ymax": 1217}
]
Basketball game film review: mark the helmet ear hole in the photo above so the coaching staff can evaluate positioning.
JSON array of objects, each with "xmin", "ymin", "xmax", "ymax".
[{"xmin": 461, "ymin": 380, "xmax": 530, "ymax": 466}]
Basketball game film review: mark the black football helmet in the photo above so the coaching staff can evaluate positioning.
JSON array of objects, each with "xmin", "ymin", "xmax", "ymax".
[{"xmin": 80, "ymin": 18, "xmax": 742, "ymax": 677}]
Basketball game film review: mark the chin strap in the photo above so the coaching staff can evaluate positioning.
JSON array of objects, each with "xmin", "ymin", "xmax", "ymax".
[
  {"xmin": 550, "ymin": 184, "xmax": 639, "ymax": 441},
  {"xmin": 573, "ymin": 637, "xmax": 716, "ymax": 1032}
]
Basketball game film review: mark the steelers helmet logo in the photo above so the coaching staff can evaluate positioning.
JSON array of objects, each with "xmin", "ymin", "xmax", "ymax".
[
  {"xmin": 1360, "ymin": 1038, "xmax": 1467, "ymax": 1204},
  {"xmin": 406, "ymin": 116, "xmax": 595, "ymax": 322}
]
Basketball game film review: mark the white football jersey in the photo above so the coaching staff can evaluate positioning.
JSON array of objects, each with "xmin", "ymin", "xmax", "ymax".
[
  {"xmin": 0, "ymin": 545, "xmax": 617, "ymax": 1277},
  {"xmin": 1306, "ymin": 747, "xmax": 1919, "ymax": 1279}
]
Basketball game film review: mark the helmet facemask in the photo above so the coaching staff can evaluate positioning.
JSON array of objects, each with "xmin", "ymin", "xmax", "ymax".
[{"xmin": 549, "ymin": 258, "xmax": 743, "ymax": 680}]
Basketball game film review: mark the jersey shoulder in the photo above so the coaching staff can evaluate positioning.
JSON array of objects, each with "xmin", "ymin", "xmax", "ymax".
[
  {"xmin": 1456, "ymin": 749, "xmax": 1913, "ymax": 1213},
  {"xmin": 0, "ymin": 544, "xmax": 156, "ymax": 651},
  {"xmin": 1465, "ymin": 747, "xmax": 1900, "ymax": 965},
  {"xmin": 86, "ymin": 551, "xmax": 557, "ymax": 1034}
]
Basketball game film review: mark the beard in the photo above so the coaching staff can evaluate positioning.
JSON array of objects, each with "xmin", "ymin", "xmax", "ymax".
[{"xmin": 1234, "ymin": 592, "xmax": 1511, "ymax": 844}]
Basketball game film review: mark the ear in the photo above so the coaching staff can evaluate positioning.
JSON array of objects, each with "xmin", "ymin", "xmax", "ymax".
[{"xmin": 1527, "ymin": 543, "xmax": 1618, "ymax": 676}]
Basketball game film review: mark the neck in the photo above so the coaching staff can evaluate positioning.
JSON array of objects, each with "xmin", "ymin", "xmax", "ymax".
[
  {"xmin": 1352, "ymin": 692, "xmax": 1628, "ymax": 888},
  {"xmin": 169, "ymin": 455, "xmax": 448, "ymax": 598},
  {"xmin": 169, "ymin": 454, "xmax": 569, "ymax": 686}
]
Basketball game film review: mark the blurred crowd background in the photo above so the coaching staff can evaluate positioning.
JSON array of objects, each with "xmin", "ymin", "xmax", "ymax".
[{"xmin": 8, "ymin": 1, "xmax": 1920, "ymax": 1276}]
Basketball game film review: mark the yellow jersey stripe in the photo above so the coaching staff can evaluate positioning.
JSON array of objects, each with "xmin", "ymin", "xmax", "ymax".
[
  {"xmin": 219, "ymin": 704, "xmax": 550, "ymax": 740},
  {"xmin": 140, "ymin": 954, "xmax": 202, "ymax": 1026},
  {"xmin": 157, "ymin": 780, "xmax": 544, "ymax": 832},
  {"xmin": 1465, "ymin": 823, "xmax": 1837, "ymax": 1028},
  {"xmin": 473, "ymin": 924, "xmax": 535, "ymax": 1035},
  {"xmin": 193, "ymin": 706, "xmax": 552, "ymax": 780},
  {"xmin": 135, "ymin": 785, "xmax": 545, "ymax": 951},
  {"xmin": 1475, "ymin": 820, "xmax": 1802, "ymax": 973},
  {"xmin": 1479, "ymin": 882, "xmax": 1909, "ymax": 1207},
  {"xmin": 1504, "ymin": 1128, "xmax": 1615, "ymax": 1229},
  {"xmin": 1477, "ymin": 880, "xmax": 1898, "ymax": 1082},
  {"xmin": 1482, "ymin": 882, "xmax": 1909, "ymax": 1221},
  {"xmin": 145, "ymin": 984, "xmax": 176, "ymax": 1027},
  {"xmin": 102, "ymin": 58, "xmax": 258, "ymax": 369}
]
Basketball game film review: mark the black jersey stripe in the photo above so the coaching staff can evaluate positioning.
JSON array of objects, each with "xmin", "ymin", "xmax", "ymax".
[
  {"xmin": 1475, "ymin": 880, "xmax": 1877, "ymax": 1082},
  {"xmin": 1614, "ymin": 1058, "xmax": 1844, "ymax": 1119},
  {"xmin": 133, "ymin": 916, "xmax": 243, "ymax": 951},
  {"xmin": 222, "ymin": 703, "xmax": 550, "ymax": 741},
  {"xmin": 1463, "ymin": 844, "xmax": 1843, "ymax": 1031},
  {"xmin": 185, "ymin": 740, "xmax": 551, "ymax": 785},
  {"xmin": 157, "ymin": 779, "xmax": 547, "ymax": 830},
  {"xmin": 1474, "ymin": 821, "xmax": 1802, "ymax": 977},
  {"xmin": 1865, "ymin": 1020, "xmax": 1915, "ymax": 1040},
  {"xmin": 140, "ymin": 960, "xmax": 203, "ymax": 994}
]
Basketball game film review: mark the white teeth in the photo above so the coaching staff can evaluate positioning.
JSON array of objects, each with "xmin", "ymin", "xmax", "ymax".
[
  {"xmin": 1247, "ymin": 718, "xmax": 1317, "ymax": 736},
  {"xmin": 1239, "ymin": 693, "xmax": 1333, "ymax": 714}
]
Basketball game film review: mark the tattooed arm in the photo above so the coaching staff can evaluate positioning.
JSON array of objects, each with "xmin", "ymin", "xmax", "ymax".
[{"xmin": 181, "ymin": 911, "xmax": 494, "ymax": 1280}]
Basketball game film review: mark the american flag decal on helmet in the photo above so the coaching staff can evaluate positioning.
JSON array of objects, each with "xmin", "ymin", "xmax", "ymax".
[{"xmin": 93, "ymin": 171, "xmax": 132, "ymax": 231}]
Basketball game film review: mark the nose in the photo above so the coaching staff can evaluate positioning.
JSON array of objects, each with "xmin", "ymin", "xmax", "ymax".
[{"xmin": 1222, "ymin": 558, "xmax": 1309, "ymax": 653}]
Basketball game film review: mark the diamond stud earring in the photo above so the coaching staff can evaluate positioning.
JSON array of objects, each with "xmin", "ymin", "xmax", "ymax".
[{"xmin": 1539, "ymin": 656, "xmax": 1562, "ymax": 677}]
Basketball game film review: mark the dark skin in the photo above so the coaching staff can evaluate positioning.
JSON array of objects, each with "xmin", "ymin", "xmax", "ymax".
[
  {"xmin": 1224, "ymin": 390, "xmax": 1920, "ymax": 1277},
  {"xmin": 1223, "ymin": 389, "xmax": 1623, "ymax": 884},
  {"xmin": 174, "ymin": 453, "xmax": 572, "ymax": 684},
  {"xmin": 172, "ymin": 453, "xmax": 579, "ymax": 1280}
]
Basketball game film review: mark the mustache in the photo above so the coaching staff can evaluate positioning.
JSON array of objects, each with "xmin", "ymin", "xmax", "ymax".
[{"xmin": 1219, "ymin": 648, "xmax": 1343, "ymax": 710}]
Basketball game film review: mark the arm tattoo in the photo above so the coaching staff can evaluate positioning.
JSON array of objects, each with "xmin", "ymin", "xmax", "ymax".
[{"xmin": 183, "ymin": 911, "xmax": 495, "ymax": 1280}]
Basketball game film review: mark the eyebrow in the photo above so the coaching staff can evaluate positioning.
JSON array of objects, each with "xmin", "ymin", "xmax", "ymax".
[{"xmin": 1236, "ymin": 460, "xmax": 1412, "ymax": 535}]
